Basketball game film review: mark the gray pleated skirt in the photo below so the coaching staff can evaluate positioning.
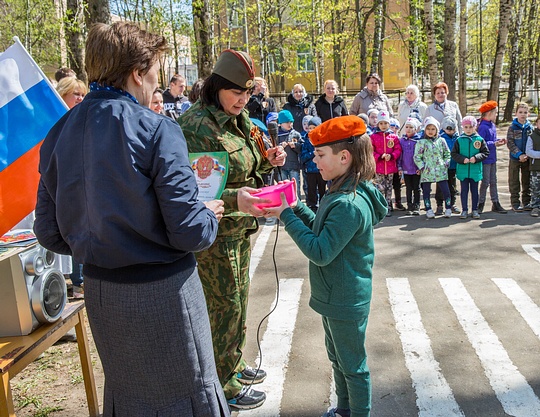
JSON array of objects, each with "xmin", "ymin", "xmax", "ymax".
[{"xmin": 84, "ymin": 267, "xmax": 229, "ymax": 417}]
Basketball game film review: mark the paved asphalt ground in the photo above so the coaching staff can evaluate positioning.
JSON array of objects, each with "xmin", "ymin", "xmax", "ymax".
[{"xmin": 234, "ymin": 146, "xmax": 540, "ymax": 417}]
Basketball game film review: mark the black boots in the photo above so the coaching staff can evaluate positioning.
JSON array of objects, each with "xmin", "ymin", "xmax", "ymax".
[
  {"xmin": 478, "ymin": 202, "xmax": 484, "ymax": 214},
  {"xmin": 491, "ymin": 201, "xmax": 508, "ymax": 214}
]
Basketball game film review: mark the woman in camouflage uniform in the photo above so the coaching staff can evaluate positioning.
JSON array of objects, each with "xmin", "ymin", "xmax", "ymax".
[{"xmin": 179, "ymin": 49, "xmax": 286, "ymax": 410}]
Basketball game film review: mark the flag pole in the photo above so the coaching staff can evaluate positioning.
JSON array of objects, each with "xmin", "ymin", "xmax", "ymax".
[{"xmin": 12, "ymin": 36, "xmax": 69, "ymax": 111}]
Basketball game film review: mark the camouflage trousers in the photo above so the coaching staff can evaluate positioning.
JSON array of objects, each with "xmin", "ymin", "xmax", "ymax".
[
  {"xmin": 195, "ymin": 235, "xmax": 251, "ymax": 400},
  {"xmin": 531, "ymin": 171, "xmax": 540, "ymax": 208},
  {"xmin": 374, "ymin": 173, "xmax": 394, "ymax": 206}
]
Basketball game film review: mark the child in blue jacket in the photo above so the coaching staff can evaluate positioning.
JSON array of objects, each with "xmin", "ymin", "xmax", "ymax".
[{"xmin": 264, "ymin": 116, "xmax": 387, "ymax": 417}]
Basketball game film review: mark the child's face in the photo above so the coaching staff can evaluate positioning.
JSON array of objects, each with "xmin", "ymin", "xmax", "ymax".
[
  {"xmin": 368, "ymin": 113, "xmax": 378, "ymax": 126},
  {"xmin": 280, "ymin": 121, "xmax": 293, "ymax": 131},
  {"xmin": 515, "ymin": 107, "xmax": 529, "ymax": 123},
  {"xmin": 306, "ymin": 125, "xmax": 316, "ymax": 132},
  {"xmin": 302, "ymin": 122, "xmax": 309, "ymax": 132},
  {"xmin": 536, "ymin": 119, "xmax": 540, "ymax": 129},
  {"xmin": 378, "ymin": 121, "xmax": 389, "ymax": 131},
  {"xmin": 313, "ymin": 146, "xmax": 347, "ymax": 181},
  {"xmin": 485, "ymin": 108, "xmax": 498, "ymax": 122},
  {"xmin": 404, "ymin": 124, "xmax": 416, "ymax": 136},
  {"xmin": 443, "ymin": 127, "xmax": 455, "ymax": 136},
  {"xmin": 463, "ymin": 124, "xmax": 476, "ymax": 135},
  {"xmin": 391, "ymin": 125, "xmax": 399, "ymax": 133},
  {"xmin": 424, "ymin": 125, "xmax": 438, "ymax": 138}
]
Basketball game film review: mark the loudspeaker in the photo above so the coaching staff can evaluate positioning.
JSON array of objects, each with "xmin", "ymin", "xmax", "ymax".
[{"xmin": 0, "ymin": 244, "xmax": 67, "ymax": 337}]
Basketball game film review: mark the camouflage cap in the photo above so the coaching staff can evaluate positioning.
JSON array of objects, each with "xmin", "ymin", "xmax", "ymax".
[{"xmin": 212, "ymin": 49, "xmax": 256, "ymax": 89}]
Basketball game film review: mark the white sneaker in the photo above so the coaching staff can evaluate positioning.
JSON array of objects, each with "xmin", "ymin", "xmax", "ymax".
[
  {"xmin": 426, "ymin": 209, "xmax": 435, "ymax": 219},
  {"xmin": 444, "ymin": 208, "xmax": 452, "ymax": 218}
]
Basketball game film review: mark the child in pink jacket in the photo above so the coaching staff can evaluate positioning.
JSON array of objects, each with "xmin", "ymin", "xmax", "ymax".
[{"xmin": 371, "ymin": 111, "xmax": 402, "ymax": 216}]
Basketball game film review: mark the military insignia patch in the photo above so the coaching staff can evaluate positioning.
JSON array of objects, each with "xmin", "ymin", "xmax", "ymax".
[{"xmin": 473, "ymin": 140, "xmax": 481, "ymax": 149}]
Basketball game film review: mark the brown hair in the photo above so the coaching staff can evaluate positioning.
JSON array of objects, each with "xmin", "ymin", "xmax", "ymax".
[
  {"xmin": 366, "ymin": 73, "xmax": 382, "ymax": 84},
  {"xmin": 56, "ymin": 77, "xmax": 87, "ymax": 99},
  {"xmin": 516, "ymin": 102, "xmax": 529, "ymax": 112},
  {"xmin": 327, "ymin": 133, "xmax": 375, "ymax": 194},
  {"xmin": 85, "ymin": 22, "xmax": 168, "ymax": 90},
  {"xmin": 188, "ymin": 79, "xmax": 204, "ymax": 103},
  {"xmin": 54, "ymin": 67, "xmax": 76, "ymax": 82},
  {"xmin": 432, "ymin": 82, "xmax": 449, "ymax": 96}
]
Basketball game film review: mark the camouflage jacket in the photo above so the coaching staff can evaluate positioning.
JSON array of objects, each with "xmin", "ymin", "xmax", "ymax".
[{"xmin": 179, "ymin": 101, "xmax": 274, "ymax": 238}]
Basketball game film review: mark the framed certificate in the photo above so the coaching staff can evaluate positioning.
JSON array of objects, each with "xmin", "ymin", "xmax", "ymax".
[{"xmin": 189, "ymin": 152, "xmax": 229, "ymax": 202}]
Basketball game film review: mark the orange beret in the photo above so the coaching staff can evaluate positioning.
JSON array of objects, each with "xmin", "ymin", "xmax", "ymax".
[
  {"xmin": 309, "ymin": 116, "xmax": 367, "ymax": 147},
  {"xmin": 479, "ymin": 100, "xmax": 498, "ymax": 114}
]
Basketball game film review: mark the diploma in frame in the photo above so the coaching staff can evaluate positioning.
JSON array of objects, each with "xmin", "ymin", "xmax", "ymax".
[{"xmin": 189, "ymin": 152, "xmax": 229, "ymax": 202}]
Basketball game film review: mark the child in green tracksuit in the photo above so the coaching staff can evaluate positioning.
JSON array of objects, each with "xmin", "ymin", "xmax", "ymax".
[
  {"xmin": 264, "ymin": 116, "xmax": 387, "ymax": 417},
  {"xmin": 451, "ymin": 116, "xmax": 489, "ymax": 219}
]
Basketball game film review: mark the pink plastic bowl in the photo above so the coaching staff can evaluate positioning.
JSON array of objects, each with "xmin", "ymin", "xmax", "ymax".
[{"xmin": 254, "ymin": 180, "xmax": 297, "ymax": 209}]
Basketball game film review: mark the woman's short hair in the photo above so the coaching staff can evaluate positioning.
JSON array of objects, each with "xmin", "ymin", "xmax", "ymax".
[
  {"xmin": 56, "ymin": 77, "xmax": 87, "ymax": 99},
  {"xmin": 366, "ymin": 73, "xmax": 382, "ymax": 85},
  {"xmin": 200, "ymin": 73, "xmax": 248, "ymax": 108},
  {"xmin": 432, "ymin": 82, "xmax": 449, "ymax": 96},
  {"xmin": 189, "ymin": 79, "xmax": 204, "ymax": 103},
  {"xmin": 254, "ymin": 77, "xmax": 269, "ymax": 98},
  {"xmin": 85, "ymin": 22, "xmax": 168, "ymax": 90},
  {"xmin": 405, "ymin": 84, "xmax": 420, "ymax": 98},
  {"xmin": 292, "ymin": 83, "xmax": 306, "ymax": 98}
]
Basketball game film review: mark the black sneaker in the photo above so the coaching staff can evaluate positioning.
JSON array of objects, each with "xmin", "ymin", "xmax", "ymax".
[
  {"xmin": 523, "ymin": 204, "xmax": 533, "ymax": 211},
  {"xmin": 512, "ymin": 204, "xmax": 524, "ymax": 212},
  {"xmin": 394, "ymin": 202, "xmax": 406, "ymax": 211},
  {"xmin": 228, "ymin": 386, "xmax": 266, "ymax": 410},
  {"xmin": 237, "ymin": 365, "xmax": 267, "ymax": 384},
  {"xmin": 477, "ymin": 202, "xmax": 484, "ymax": 214}
]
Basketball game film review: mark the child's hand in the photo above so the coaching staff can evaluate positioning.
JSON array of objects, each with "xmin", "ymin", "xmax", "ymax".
[
  {"xmin": 416, "ymin": 169, "xmax": 421, "ymax": 175},
  {"xmin": 470, "ymin": 156, "xmax": 476, "ymax": 164},
  {"xmin": 495, "ymin": 138, "xmax": 507, "ymax": 146},
  {"xmin": 263, "ymin": 192, "xmax": 291, "ymax": 218},
  {"xmin": 519, "ymin": 154, "xmax": 528, "ymax": 162},
  {"xmin": 464, "ymin": 158, "xmax": 470, "ymax": 164}
]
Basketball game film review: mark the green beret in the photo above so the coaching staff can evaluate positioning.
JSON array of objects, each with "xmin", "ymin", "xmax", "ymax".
[{"xmin": 212, "ymin": 49, "xmax": 256, "ymax": 89}]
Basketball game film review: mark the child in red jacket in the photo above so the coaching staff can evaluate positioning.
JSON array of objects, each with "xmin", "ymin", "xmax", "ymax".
[{"xmin": 371, "ymin": 111, "xmax": 402, "ymax": 216}]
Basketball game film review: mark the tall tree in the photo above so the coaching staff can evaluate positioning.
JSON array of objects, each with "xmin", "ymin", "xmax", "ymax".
[
  {"xmin": 443, "ymin": 0, "xmax": 457, "ymax": 99},
  {"xmin": 65, "ymin": 0, "xmax": 87, "ymax": 82},
  {"xmin": 503, "ymin": 0, "xmax": 524, "ymax": 121},
  {"xmin": 192, "ymin": 0, "xmax": 214, "ymax": 78},
  {"xmin": 86, "ymin": 0, "xmax": 111, "ymax": 26},
  {"xmin": 424, "ymin": 0, "xmax": 438, "ymax": 86},
  {"xmin": 488, "ymin": 0, "xmax": 514, "ymax": 101},
  {"xmin": 370, "ymin": 0, "xmax": 384, "ymax": 75},
  {"xmin": 458, "ymin": 0, "xmax": 467, "ymax": 114}
]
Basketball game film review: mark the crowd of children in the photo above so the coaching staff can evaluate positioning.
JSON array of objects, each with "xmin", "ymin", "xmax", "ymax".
[
  {"xmin": 366, "ymin": 100, "xmax": 540, "ymax": 220},
  {"xmin": 260, "ymin": 101, "xmax": 540, "ymax": 220}
]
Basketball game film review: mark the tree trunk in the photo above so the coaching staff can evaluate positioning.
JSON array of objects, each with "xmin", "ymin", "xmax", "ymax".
[
  {"xmin": 66, "ymin": 0, "xmax": 87, "ymax": 82},
  {"xmin": 443, "ymin": 0, "xmax": 457, "ymax": 100},
  {"xmin": 503, "ymin": 0, "xmax": 524, "ymax": 121},
  {"xmin": 355, "ymin": 0, "xmax": 370, "ymax": 84},
  {"xmin": 169, "ymin": 0, "xmax": 179, "ymax": 74},
  {"xmin": 192, "ymin": 0, "xmax": 213, "ymax": 79},
  {"xmin": 458, "ymin": 0, "xmax": 467, "ymax": 115},
  {"xmin": 370, "ymin": 0, "xmax": 384, "ymax": 75},
  {"xmin": 86, "ymin": 0, "xmax": 110, "ymax": 26},
  {"xmin": 425, "ymin": 0, "xmax": 438, "ymax": 87},
  {"xmin": 488, "ymin": 0, "xmax": 514, "ymax": 101}
]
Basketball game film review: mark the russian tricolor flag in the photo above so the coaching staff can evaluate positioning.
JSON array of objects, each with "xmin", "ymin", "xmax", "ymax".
[{"xmin": 0, "ymin": 38, "xmax": 68, "ymax": 236}]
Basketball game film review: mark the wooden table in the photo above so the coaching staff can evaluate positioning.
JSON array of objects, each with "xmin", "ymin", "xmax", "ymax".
[{"xmin": 0, "ymin": 301, "xmax": 99, "ymax": 417}]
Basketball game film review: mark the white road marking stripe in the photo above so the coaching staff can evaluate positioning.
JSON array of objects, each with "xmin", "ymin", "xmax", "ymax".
[
  {"xmin": 492, "ymin": 278, "xmax": 540, "ymax": 340},
  {"xmin": 249, "ymin": 222, "xmax": 275, "ymax": 281},
  {"xmin": 522, "ymin": 244, "xmax": 540, "ymax": 264},
  {"xmin": 387, "ymin": 278, "xmax": 465, "ymax": 417},
  {"xmin": 249, "ymin": 278, "xmax": 303, "ymax": 416},
  {"xmin": 440, "ymin": 278, "xmax": 540, "ymax": 417}
]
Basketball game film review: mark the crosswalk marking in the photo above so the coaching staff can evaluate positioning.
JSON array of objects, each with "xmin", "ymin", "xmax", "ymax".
[
  {"xmin": 522, "ymin": 244, "xmax": 540, "ymax": 264},
  {"xmin": 440, "ymin": 278, "xmax": 540, "ymax": 417},
  {"xmin": 492, "ymin": 278, "xmax": 540, "ymax": 340},
  {"xmin": 387, "ymin": 278, "xmax": 465, "ymax": 417},
  {"xmin": 249, "ymin": 278, "xmax": 303, "ymax": 416}
]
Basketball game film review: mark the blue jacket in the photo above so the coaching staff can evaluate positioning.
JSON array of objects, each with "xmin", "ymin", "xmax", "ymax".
[
  {"xmin": 278, "ymin": 127, "xmax": 303, "ymax": 171},
  {"xmin": 300, "ymin": 136, "xmax": 319, "ymax": 173},
  {"xmin": 477, "ymin": 119, "xmax": 498, "ymax": 164},
  {"xmin": 35, "ymin": 90, "xmax": 218, "ymax": 281},
  {"xmin": 440, "ymin": 130, "xmax": 459, "ymax": 169},
  {"xmin": 507, "ymin": 119, "xmax": 532, "ymax": 160},
  {"xmin": 399, "ymin": 133, "xmax": 421, "ymax": 175}
]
